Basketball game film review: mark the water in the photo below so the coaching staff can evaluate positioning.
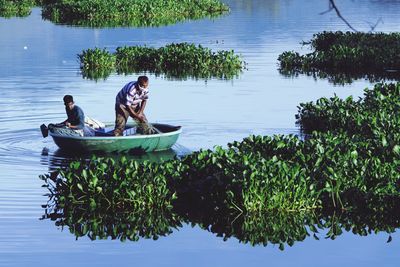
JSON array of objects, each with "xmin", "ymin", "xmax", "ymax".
[{"xmin": 1, "ymin": 0, "xmax": 400, "ymax": 266}]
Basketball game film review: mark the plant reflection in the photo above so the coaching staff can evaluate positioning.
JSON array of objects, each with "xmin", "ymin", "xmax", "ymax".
[
  {"xmin": 278, "ymin": 32, "xmax": 400, "ymax": 85},
  {"xmin": 43, "ymin": 204, "xmax": 181, "ymax": 241},
  {"xmin": 279, "ymin": 67, "xmax": 400, "ymax": 86},
  {"xmin": 41, "ymin": 191, "xmax": 399, "ymax": 249}
]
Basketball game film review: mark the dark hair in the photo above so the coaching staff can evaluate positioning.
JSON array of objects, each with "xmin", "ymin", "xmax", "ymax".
[
  {"xmin": 137, "ymin": 76, "xmax": 149, "ymax": 86},
  {"xmin": 63, "ymin": 95, "xmax": 74, "ymax": 104}
]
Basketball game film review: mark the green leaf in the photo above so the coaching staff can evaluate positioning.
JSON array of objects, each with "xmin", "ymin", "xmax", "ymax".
[
  {"xmin": 393, "ymin": 145, "xmax": 400, "ymax": 155},
  {"xmin": 350, "ymin": 150, "xmax": 358, "ymax": 158},
  {"xmin": 82, "ymin": 169, "xmax": 88, "ymax": 179},
  {"xmin": 77, "ymin": 183, "xmax": 83, "ymax": 191},
  {"xmin": 381, "ymin": 136, "xmax": 388, "ymax": 147},
  {"xmin": 92, "ymin": 176, "xmax": 98, "ymax": 187}
]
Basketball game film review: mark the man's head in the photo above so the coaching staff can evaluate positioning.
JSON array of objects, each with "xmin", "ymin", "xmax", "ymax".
[
  {"xmin": 63, "ymin": 95, "xmax": 74, "ymax": 110},
  {"xmin": 137, "ymin": 76, "xmax": 149, "ymax": 90}
]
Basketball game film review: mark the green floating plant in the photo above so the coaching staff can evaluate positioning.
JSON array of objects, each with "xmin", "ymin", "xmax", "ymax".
[
  {"xmin": 296, "ymin": 82, "xmax": 400, "ymax": 145},
  {"xmin": 0, "ymin": 0, "xmax": 39, "ymax": 17},
  {"xmin": 278, "ymin": 31, "xmax": 400, "ymax": 84},
  {"xmin": 78, "ymin": 43, "xmax": 245, "ymax": 80},
  {"xmin": 41, "ymin": 0, "xmax": 229, "ymax": 27},
  {"xmin": 78, "ymin": 48, "xmax": 116, "ymax": 81}
]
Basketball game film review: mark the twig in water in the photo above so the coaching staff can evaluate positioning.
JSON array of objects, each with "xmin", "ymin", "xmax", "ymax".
[
  {"xmin": 320, "ymin": 0, "xmax": 384, "ymax": 32},
  {"xmin": 320, "ymin": 0, "xmax": 359, "ymax": 32}
]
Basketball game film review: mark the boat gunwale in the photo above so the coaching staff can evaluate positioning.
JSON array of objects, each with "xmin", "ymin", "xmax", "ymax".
[{"xmin": 49, "ymin": 125, "xmax": 182, "ymax": 141}]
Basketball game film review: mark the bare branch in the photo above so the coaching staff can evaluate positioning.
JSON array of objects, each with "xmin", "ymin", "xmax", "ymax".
[
  {"xmin": 328, "ymin": 0, "xmax": 359, "ymax": 32},
  {"xmin": 319, "ymin": 1, "xmax": 333, "ymax": 15},
  {"xmin": 367, "ymin": 18, "xmax": 384, "ymax": 32},
  {"xmin": 321, "ymin": 0, "xmax": 383, "ymax": 32}
]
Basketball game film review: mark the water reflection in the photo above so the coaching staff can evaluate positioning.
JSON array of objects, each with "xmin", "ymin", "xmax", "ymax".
[
  {"xmin": 42, "ymin": 204, "xmax": 181, "ymax": 241},
  {"xmin": 82, "ymin": 63, "xmax": 243, "ymax": 82},
  {"xmin": 279, "ymin": 68, "xmax": 400, "ymax": 85},
  {"xmin": 40, "ymin": 147, "xmax": 184, "ymax": 171},
  {"xmin": 41, "ymin": 195, "xmax": 399, "ymax": 249},
  {"xmin": 229, "ymin": 0, "xmax": 292, "ymax": 16}
]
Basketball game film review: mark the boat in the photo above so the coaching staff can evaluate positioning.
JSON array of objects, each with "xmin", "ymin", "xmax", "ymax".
[{"xmin": 47, "ymin": 123, "xmax": 182, "ymax": 153}]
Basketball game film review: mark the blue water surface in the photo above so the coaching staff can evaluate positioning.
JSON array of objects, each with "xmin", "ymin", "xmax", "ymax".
[{"xmin": 1, "ymin": 0, "xmax": 400, "ymax": 266}]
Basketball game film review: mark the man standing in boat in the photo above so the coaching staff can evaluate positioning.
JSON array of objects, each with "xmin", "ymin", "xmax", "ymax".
[{"xmin": 114, "ymin": 76, "xmax": 151, "ymax": 136}]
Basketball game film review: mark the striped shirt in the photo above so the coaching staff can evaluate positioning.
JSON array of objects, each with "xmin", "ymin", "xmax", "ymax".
[{"xmin": 115, "ymin": 81, "xmax": 149, "ymax": 108}]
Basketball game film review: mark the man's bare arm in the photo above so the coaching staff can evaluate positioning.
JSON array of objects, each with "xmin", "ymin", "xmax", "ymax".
[
  {"xmin": 139, "ymin": 100, "xmax": 147, "ymax": 114},
  {"xmin": 124, "ymin": 104, "xmax": 145, "ymax": 122}
]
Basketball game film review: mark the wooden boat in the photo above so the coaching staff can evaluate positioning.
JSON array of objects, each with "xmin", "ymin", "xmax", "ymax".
[{"xmin": 48, "ymin": 123, "xmax": 182, "ymax": 153}]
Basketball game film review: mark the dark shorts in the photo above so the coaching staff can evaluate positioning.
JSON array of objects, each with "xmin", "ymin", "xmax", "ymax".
[{"xmin": 114, "ymin": 104, "xmax": 131, "ymax": 136}]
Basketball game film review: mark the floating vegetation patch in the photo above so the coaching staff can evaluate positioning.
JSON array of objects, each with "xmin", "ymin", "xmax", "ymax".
[
  {"xmin": 78, "ymin": 43, "xmax": 245, "ymax": 80},
  {"xmin": 41, "ymin": 152, "xmax": 400, "ymax": 246},
  {"xmin": 0, "ymin": 0, "xmax": 38, "ymax": 17},
  {"xmin": 41, "ymin": 0, "xmax": 229, "ymax": 27},
  {"xmin": 78, "ymin": 48, "xmax": 115, "ymax": 81},
  {"xmin": 40, "ymin": 157, "xmax": 182, "ymax": 241},
  {"xmin": 40, "ymin": 82, "xmax": 400, "ymax": 245},
  {"xmin": 40, "ymin": 158, "xmax": 178, "ymax": 212},
  {"xmin": 278, "ymin": 31, "xmax": 400, "ymax": 84},
  {"xmin": 296, "ymin": 82, "xmax": 400, "ymax": 145}
]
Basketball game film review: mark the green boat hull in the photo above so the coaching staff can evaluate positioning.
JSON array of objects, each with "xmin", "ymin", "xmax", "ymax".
[{"xmin": 49, "ymin": 123, "xmax": 181, "ymax": 153}]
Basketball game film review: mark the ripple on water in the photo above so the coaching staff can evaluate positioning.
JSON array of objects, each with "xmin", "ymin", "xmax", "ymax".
[{"xmin": 0, "ymin": 128, "xmax": 45, "ymax": 167}]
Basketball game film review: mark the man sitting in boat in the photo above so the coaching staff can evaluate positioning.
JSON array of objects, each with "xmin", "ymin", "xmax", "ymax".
[
  {"xmin": 114, "ymin": 76, "xmax": 153, "ymax": 136},
  {"xmin": 48, "ymin": 95, "xmax": 88, "ymax": 137}
]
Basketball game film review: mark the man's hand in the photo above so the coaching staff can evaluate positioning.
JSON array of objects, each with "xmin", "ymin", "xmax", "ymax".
[
  {"xmin": 137, "ymin": 113, "xmax": 146, "ymax": 123},
  {"xmin": 125, "ymin": 104, "xmax": 146, "ymax": 122},
  {"xmin": 66, "ymin": 122, "xmax": 71, "ymax": 128}
]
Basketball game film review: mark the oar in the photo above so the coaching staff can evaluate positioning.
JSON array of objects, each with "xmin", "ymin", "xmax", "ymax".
[{"xmin": 40, "ymin": 123, "xmax": 67, "ymax": 138}]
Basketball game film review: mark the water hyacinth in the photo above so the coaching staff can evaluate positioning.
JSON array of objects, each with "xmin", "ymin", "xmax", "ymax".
[
  {"xmin": 78, "ymin": 48, "xmax": 115, "ymax": 71},
  {"xmin": 78, "ymin": 48, "xmax": 116, "ymax": 80},
  {"xmin": 1, "ymin": 0, "xmax": 229, "ymax": 26},
  {"xmin": 278, "ymin": 31, "xmax": 400, "ymax": 84},
  {"xmin": 115, "ymin": 43, "xmax": 245, "ymax": 79},
  {"xmin": 41, "ymin": 148, "xmax": 400, "ymax": 245},
  {"xmin": 0, "ymin": 0, "xmax": 38, "ymax": 17},
  {"xmin": 296, "ymin": 82, "xmax": 400, "ymax": 149},
  {"xmin": 41, "ymin": 0, "xmax": 229, "ymax": 27},
  {"xmin": 40, "ymin": 157, "xmax": 178, "ymax": 211},
  {"xmin": 78, "ymin": 43, "xmax": 245, "ymax": 80}
]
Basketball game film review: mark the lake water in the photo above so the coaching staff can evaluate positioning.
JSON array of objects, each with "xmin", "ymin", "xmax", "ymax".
[{"xmin": 1, "ymin": 0, "xmax": 400, "ymax": 266}]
